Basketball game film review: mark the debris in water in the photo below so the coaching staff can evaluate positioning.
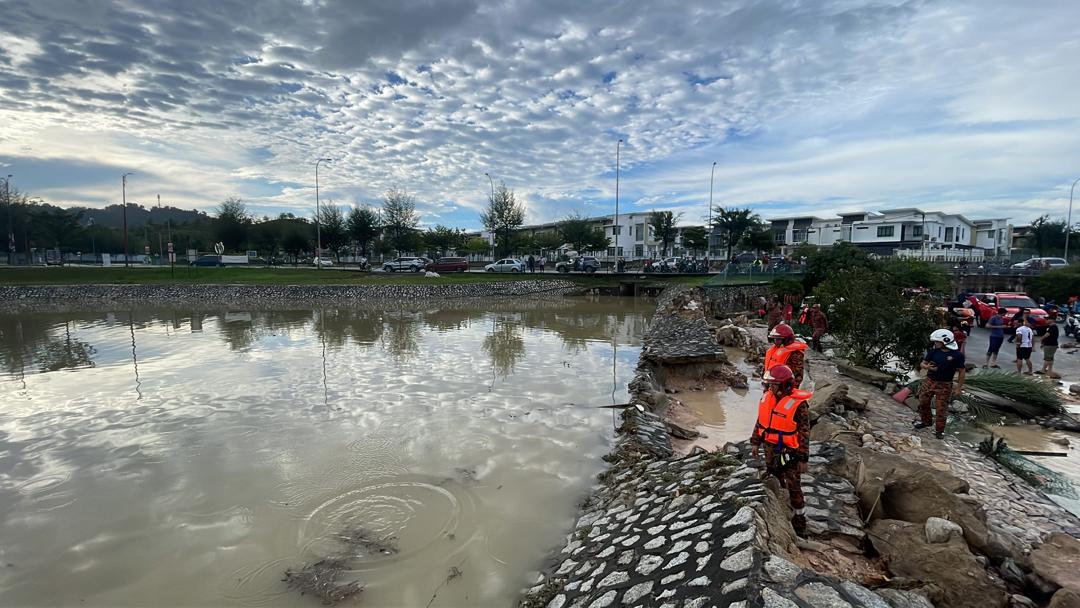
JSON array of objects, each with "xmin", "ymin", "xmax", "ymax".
[
  {"xmin": 283, "ymin": 558, "xmax": 363, "ymax": 605},
  {"xmin": 425, "ymin": 557, "xmax": 468, "ymax": 608},
  {"xmin": 283, "ymin": 525, "xmax": 396, "ymax": 604},
  {"xmin": 337, "ymin": 526, "xmax": 399, "ymax": 556}
]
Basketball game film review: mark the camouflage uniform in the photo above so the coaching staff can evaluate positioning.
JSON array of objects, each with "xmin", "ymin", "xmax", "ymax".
[
  {"xmin": 787, "ymin": 350, "xmax": 805, "ymax": 388},
  {"xmin": 766, "ymin": 303, "xmax": 783, "ymax": 331},
  {"xmin": 809, "ymin": 309, "xmax": 829, "ymax": 353},
  {"xmin": 918, "ymin": 379, "xmax": 952, "ymax": 434},
  {"xmin": 752, "ymin": 399, "xmax": 811, "ymax": 536}
]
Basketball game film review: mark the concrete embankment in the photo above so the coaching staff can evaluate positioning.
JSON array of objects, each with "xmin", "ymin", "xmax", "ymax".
[
  {"xmin": 520, "ymin": 286, "xmax": 1080, "ymax": 608},
  {"xmin": 0, "ymin": 280, "xmax": 581, "ymax": 309}
]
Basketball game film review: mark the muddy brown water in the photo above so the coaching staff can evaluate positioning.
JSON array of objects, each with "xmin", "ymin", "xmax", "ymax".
[{"xmin": 0, "ymin": 297, "xmax": 651, "ymax": 607}]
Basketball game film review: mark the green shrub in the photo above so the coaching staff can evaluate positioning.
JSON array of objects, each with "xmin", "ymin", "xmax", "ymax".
[
  {"xmin": 1030, "ymin": 266, "xmax": 1080, "ymax": 302},
  {"xmin": 814, "ymin": 267, "xmax": 939, "ymax": 373}
]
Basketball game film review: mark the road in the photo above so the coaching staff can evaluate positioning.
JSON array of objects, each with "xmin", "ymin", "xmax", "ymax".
[{"xmin": 961, "ymin": 322, "xmax": 1078, "ymax": 379}]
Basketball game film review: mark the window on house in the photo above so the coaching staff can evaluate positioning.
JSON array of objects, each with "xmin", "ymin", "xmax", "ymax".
[
  {"xmin": 911, "ymin": 226, "xmax": 923, "ymax": 238},
  {"xmin": 634, "ymin": 244, "xmax": 643, "ymax": 257},
  {"xmin": 611, "ymin": 226, "xmax": 622, "ymax": 236},
  {"xmin": 774, "ymin": 231, "xmax": 786, "ymax": 243},
  {"xmin": 945, "ymin": 227, "xmax": 954, "ymax": 242},
  {"xmin": 792, "ymin": 229, "xmax": 808, "ymax": 243},
  {"xmin": 876, "ymin": 225, "xmax": 895, "ymax": 238},
  {"xmin": 634, "ymin": 224, "xmax": 645, "ymax": 242}
]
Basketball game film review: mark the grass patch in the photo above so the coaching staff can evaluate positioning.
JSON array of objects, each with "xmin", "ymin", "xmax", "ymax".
[{"xmin": 0, "ymin": 266, "xmax": 713, "ymax": 288}]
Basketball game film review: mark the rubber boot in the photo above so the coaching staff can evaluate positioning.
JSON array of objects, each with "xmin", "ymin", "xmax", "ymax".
[{"xmin": 792, "ymin": 513, "xmax": 807, "ymax": 538}]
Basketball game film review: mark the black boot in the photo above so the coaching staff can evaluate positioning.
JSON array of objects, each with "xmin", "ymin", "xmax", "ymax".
[{"xmin": 792, "ymin": 513, "xmax": 807, "ymax": 538}]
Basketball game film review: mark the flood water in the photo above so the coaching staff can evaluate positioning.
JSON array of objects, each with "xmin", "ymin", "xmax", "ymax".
[{"xmin": 0, "ymin": 297, "xmax": 651, "ymax": 607}]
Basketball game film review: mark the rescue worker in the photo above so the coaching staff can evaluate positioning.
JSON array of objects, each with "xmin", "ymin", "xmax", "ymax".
[
  {"xmin": 916, "ymin": 329, "xmax": 966, "ymax": 439},
  {"xmin": 764, "ymin": 323, "xmax": 808, "ymax": 387},
  {"xmin": 751, "ymin": 364, "xmax": 812, "ymax": 537},
  {"xmin": 766, "ymin": 296, "xmax": 784, "ymax": 331},
  {"xmin": 808, "ymin": 304, "xmax": 829, "ymax": 353}
]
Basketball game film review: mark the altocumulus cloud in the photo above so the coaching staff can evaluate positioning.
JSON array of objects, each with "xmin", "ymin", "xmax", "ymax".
[{"xmin": 1, "ymin": 0, "xmax": 1078, "ymax": 226}]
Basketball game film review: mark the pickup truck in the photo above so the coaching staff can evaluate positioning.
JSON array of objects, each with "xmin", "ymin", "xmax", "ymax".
[{"xmin": 968, "ymin": 292, "xmax": 1050, "ymax": 334}]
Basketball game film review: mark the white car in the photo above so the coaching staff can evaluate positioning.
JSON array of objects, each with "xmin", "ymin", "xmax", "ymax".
[
  {"xmin": 484, "ymin": 258, "xmax": 525, "ymax": 273},
  {"xmin": 313, "ymin": 257, "xmax": 334, "ymax": 267},
  {"xmin": 383, "ymin": 257, "xmax": 426, "ymax": 272},
  {"xmin": 1012, "ymin": 257, "xmax": 1068, "ymax": 270}
]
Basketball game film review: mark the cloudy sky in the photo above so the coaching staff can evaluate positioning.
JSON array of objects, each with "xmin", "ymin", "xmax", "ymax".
[{"xmin": 1, "ymin": 0, "xmax": 1078, "ymax": 229}]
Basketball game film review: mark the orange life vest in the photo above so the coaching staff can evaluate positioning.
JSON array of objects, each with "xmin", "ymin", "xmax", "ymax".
[
  {"xmin": 755, "ymin": 389, "xmax": 812, "ymax": 450},
  {"xmin": 764, "ymin": 341, "xmax": 808, "ymax": 373}
]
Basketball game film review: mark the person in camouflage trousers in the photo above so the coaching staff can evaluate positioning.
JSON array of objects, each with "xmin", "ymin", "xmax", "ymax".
[
  {"xmin": 751, "ymin": 364, "xmax": 812, "ymax": 537},
  {"xmin": 916, "ymin": 329, "xmax": 967, "ymax": 439}
]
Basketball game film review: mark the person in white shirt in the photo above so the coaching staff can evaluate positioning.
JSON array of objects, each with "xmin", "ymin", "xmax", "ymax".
[{"xmin": 1014, "ymin": 318, "xmax": 1035, "ymax": 375}]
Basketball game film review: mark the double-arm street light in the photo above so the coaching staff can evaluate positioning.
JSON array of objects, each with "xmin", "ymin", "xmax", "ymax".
[
  {"xmin": 708, "ymin": 161, "xmax": 717, "ymax": 257},
  {"xmin": 1066, "ymin": 176, "xmax": 1080, "ymax": 262},
  {"xmin": 122, "ymin": 172, "xmax": 133, "ymax": 267},
  {"xmin": 614, "ymin": 139, "xmax": 623, "ymax": 258},
  {"xmin": 314, "ymin": 158, "xmax": 332, "ymax": 268}
]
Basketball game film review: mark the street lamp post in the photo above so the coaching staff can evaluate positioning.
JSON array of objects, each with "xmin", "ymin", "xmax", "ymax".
[
  {"xmin": 122, "ymin": 173, "xmax": 133, "ymax": 267},
  {"xmin": 615, "ymin": 139, "xmax": 623, "ymax": 259},
  {"xmin": 3, "ymin": 174, "xmax": 12, "ymax": 266},
  {"xmin": 484, "ymin": 173, "xmax": 496, "ymax": 259},
  {"xmin": 314, "ymin": 158, "xmax": 332, "ymax": 268},
  {"xmin": 708, "ymin": 161, "xmax": 717, "ymax": 257},
  {"xmin": 1066, "ymin": 177, "xmax": 1080, "ymax": 262}
]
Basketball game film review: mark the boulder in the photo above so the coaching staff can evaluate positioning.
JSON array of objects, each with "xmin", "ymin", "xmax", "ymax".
[
  {"xmin": 869, "ymin": 519, "xmax": 1008, "ymax": 608},
  {"xmin": 1070, "ymin": 384, "xmax": 1080, "ymax": 396},
  {"xmin": 836, "ymin": 361, "xmax": 896, "ymax": 388},
  {"xmin": 876, "ymin": 588, "xmax": 935, "ymax": 608},
  {"xmin": 664, "ymin": 419, "xmax": 700, "ymax": 440},
  {"xmin": 808, "ymin": 382, "xmax": 867, "ymax": 421},
  {"xmin": 925, "ymin": 517, "xmax": 964, "ymax": 544},
  {"xmin": 1031, "ymin": 533, "xmax": 1080, "ymax": 593},
  {"xmin": 1050, "ymin": 589, "xmax": 1080, "ymax": 608}
]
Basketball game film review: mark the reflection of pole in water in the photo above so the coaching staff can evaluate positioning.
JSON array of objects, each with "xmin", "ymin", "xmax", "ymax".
[
  {"xmin": 129, "ymin": 314, "xmax": 142, "ymax": 400},
  {"xmin": 611, "ymin": 331, "xmax": 618, "ymax": 431},
  {"xmin": 320, "ymin": 309, "xmax": 329, "ymax": 411}
]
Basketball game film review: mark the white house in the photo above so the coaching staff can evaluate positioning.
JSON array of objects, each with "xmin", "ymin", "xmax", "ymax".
[{"xmin": 769, "ymin": 207, "xmax": 1008, "ymax": 258}]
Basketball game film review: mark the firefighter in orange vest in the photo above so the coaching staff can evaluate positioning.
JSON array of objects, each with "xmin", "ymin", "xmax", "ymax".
[
  {"xmin": 764, "ymin": 323, "xmax": 808, "ymax": 387},
  {"xmin": 751, "ymin": 364, "xmax": 813, "ymax": 537}
]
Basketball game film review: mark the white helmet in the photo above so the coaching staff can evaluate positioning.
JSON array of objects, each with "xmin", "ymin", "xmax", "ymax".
[{"xmin": 930, "ymin": 328, "xmax": 958, "ymax": 350}]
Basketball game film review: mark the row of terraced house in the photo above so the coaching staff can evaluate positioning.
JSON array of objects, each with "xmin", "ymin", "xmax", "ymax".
[{"xmin": 477, "ymin": 207, "xmax": 1017, "ymax": 262}]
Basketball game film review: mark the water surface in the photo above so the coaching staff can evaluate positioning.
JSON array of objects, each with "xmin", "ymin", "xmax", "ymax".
[{"xmin": 0, "ymin": 297, "xmax": 650, "ymax": 607}]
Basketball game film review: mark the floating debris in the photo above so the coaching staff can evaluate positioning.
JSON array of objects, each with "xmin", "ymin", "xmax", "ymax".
[
  {"xmin": 337, "ymin": 526, "xmax": 399, "ymax": 557},
  {"xmin": 283, "ymin": 558, "xmax": 363, "ymax": 605}
]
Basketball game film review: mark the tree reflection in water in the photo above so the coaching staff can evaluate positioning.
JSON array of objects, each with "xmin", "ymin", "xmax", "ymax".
[
  {"xmin": 483, "ymin": 318, "xmax": 526, "ymax": 378},
  {"xmin": 0, "ymin": 316, "xmax": 96, "ymax": 376}
]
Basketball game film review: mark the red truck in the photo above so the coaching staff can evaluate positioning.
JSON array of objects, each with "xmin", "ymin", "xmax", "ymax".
[{"xmin": 968, "ymin": 292, "xmax": 1050, "ymax": 334}]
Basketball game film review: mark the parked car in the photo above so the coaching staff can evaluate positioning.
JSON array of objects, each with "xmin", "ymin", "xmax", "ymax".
[
  {"xmin": 484, "ymin": 258, "xmax": 525, "ymax": 273},
  {"xmin": 190, "ymin": 255, "xmax": 224, "ymax": 267},
  {"xmin": 968, "ymin": 292, "xmax": 1050, "ymax": 333},
  {"xmin": 313, "ymin": 257, "xmax": 334, "ymax": 267},
  {"xmin": 426, "ymin": 257, "xmax": 469, "ymax": 272},
  {"xmin": 382, "ymin": 257, "xmax": 426, "ymax": 272},
  {"xmin": 1012, "ymin": 257, "xmax": 1068, "ymax": 270},
  {"xmin": 555, "ymin": 256, "xmax": 600, "ymax": 273}
]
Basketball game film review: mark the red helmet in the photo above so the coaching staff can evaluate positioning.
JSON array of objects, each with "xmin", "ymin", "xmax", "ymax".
[
  {"xmin": 768, "ymin": 323, "xmax": 795, "ymax": 343},
  {"xmin": 763, "ymin": 364, "xmax": 794, "ymax": 384}
]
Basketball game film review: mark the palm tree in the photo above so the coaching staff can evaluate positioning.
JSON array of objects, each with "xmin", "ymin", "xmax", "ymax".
[{"xmin": 711, "ymin": 207, "xmax": 759, "ymax": 261}]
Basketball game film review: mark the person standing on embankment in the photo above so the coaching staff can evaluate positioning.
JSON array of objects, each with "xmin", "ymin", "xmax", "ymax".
[
  {"xmin": 915, "ymin": 329, "xmax": 966, "ymax": 440},
  {"xmin": 764, "ymin": 323, "xmax": 807, "ymax": 387},
  {"xmin": 751, "ymin": 364, "xmax": 813, "ymax": 537}
]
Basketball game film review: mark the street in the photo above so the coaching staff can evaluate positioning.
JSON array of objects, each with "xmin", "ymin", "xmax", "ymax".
[{"xmin": 961, "ymin": 322, "xmax": 1077, "ymax": 380}]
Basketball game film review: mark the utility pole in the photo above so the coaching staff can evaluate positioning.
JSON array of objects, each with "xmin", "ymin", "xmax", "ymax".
[
  {"xmin": 615, "ymin": 139, "xmax": 622, "ymax": 259},
  {"xmin": 3, "ymin": 175, "xmax": 12, "ymax": 266},
  {"xmin": 485, "ymin": 172, "xmax": 495, "ymax": 258},
  {"xmin": 1066, "ymin": 177, "xmax": 1080, "ymax": 262},
  {"xmin": 314, "ymin": 158, "xmax": 332, "ymax": 268},
  {"xmin": 122, "ymin": 173, "xmax": 133, "ymax": 267},
  {"xmin": 708, "ymin": 162, "xmax": 717, "ymax": 257}
]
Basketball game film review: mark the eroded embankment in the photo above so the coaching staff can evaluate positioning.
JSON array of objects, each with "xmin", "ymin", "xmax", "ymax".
[
  {"xmin": 520, "ymin": 286, "xmax": 1080, "ymax": 608},
  {"xmin": 0, "ymin": 280, "xmax": 581, "ymax": 310}
]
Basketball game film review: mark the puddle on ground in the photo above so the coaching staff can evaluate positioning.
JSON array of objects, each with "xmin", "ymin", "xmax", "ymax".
[{"xmin": 669, "ymin": 347, "xmax": 765, "ymax": 454}]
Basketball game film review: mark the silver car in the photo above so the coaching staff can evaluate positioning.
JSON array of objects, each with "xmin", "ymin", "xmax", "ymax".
[
  {"xmin": 383, "ymin": 256, "xmax": 426, "ymax": 272},
  {"xmin": 484, "ymin": 258, "xmax": 524, "ymax": 273}
]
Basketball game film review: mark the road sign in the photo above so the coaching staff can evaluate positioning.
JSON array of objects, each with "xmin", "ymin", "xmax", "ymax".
[
  {"xmin": 144, "ymin": 245, "xmax": 151, "ymax": 255},
  {"xmin": 167, "ymin": 242, "xmax": 174, "ymax": 253},
  {"xmin": 214, "ymin": 242, "xmax": 224, "ymax": 254}
]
